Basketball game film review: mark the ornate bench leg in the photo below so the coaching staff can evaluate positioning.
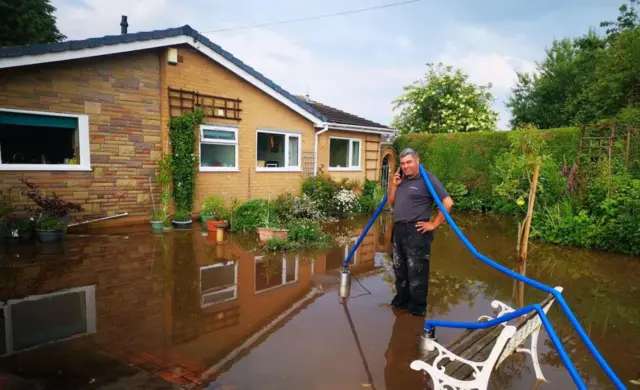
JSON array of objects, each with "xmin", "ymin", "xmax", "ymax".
[{"xmin": 516, "ymin": 325, "xmax": 546, "ymax": 382}]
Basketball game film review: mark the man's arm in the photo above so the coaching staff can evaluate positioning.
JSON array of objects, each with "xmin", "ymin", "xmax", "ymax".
[
  {"xmin": 431, "ymin": 196, "xmax": 454, "ymax": 228},
  {"xmin": 388, "ymin": 169, "xmax": 402, "ymax": 206}
]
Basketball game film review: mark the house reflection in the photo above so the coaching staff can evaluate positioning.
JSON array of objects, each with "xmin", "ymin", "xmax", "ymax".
[{"xmin": 0, "ymin": 217, "xmax": 388, "ymax": 385}]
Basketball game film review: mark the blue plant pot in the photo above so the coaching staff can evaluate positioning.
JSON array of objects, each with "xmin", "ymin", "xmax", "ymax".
[{"xmin": 35, "ymin": 229, "xmax": 64, "ymax": 243}]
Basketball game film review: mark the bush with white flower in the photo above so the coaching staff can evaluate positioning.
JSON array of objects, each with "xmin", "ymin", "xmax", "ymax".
[{"xmin": 332, "ymin": 188, "xmax": 359, "ymax": 219}]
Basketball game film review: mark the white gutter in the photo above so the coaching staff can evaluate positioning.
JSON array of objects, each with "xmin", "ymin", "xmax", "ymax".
[
  {"xmin": 324, "ymin": 122, "xmax": 396, "ymax": 134},
  {"xmin": 314, "ymin": 124, "xmax": 329, "ymax": 176}
]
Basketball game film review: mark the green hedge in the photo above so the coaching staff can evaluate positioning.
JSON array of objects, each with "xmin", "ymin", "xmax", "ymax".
[{"xmin": 394, "ymin": 128, "xmax": 580, "ymax": 207}]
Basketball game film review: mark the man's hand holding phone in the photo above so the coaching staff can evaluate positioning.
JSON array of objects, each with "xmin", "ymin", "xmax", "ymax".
[{"xmin": 393, "ymin": 168, "xmax": 404, "ymax": 187}]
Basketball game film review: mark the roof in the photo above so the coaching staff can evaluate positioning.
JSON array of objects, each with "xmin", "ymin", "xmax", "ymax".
[
  {"xmin": 0, "ymin": 25, "xmax": 397, "ymax": 134},
  {"xmin": 0, "ymin": 25, "xmax": 327, "ymax": 123},
  {"xmin": 300, "ymin": 98, "xmax": 392, "ymax": 130}
]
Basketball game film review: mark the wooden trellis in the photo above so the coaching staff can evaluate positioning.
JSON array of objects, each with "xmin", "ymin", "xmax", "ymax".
[
  {"xmin": 578, "ymin": 124, "xmax": 637, "ymax": 167},
  {"xmin": 168, "ymin": 87, "xmax": 242, "ymax": 121}
]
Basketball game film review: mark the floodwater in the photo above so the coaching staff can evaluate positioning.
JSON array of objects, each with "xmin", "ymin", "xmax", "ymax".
[{"xmin": 0, "ymin": 213, "xmax": 638, "ymax": 390}]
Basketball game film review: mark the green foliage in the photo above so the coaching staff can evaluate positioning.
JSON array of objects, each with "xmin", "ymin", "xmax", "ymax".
[
  {"xmin": 508, "ymin": 2, "xmax": 640, "ymax": 128},
  {"xmin": 301, "ymin": 174, "xmax": 337, "ymax": 205},
  {"xmin": 287, "ymin": 219, "xmax": 330, "ymax": 248},
  {"xmin": 535, "ymin": 160, "xmax": 640, "ymax": 254},
  {"xmin": 174, "ymin": 209, "xmax": 191, "ymax": 222},
  {"xmin": 37, "ymin": 214, "xmax": 65, "ymax": 231},
  {"xmin": 0, "ymin": 0, "xmax": 66, "ymax": 46},
  {"xmin": 0, "ymin": 189, "xmax": 15, "ymax": 220},
  {"xmin": 151, "ymin": 209, "xmax": 167, "ymax": 222},
  {"xmin": 262, "ymin": 237, "xmax": 290, "ymax": 252},
  {"xmin": 169, "ymin": 108, "xmax": 203, "ymax": 215},
  {"xmin": 272, "ymin": 193, "xmax": 323, "ymax": 225},
  {"xmin": 200, "ymin": 195, "xmax": 228, "ymax": 219},
  {"xmin": 232, "ymin": 199, "xmax": 268, "ymax": 232},
  {"xmin": 393, "ymin": 62, "xmax": 498, "ymax": 134},
  {"xmin": 156, "ymin": 154, "xmax": 172, "ymax": 224}
]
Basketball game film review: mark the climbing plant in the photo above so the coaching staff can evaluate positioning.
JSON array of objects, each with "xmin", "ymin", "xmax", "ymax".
[{"xmin": 168, "ymin": 107, "xmax": 203, "ymax": 216}]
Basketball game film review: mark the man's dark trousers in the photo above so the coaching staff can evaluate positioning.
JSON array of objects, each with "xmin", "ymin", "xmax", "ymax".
[{"xmin": 391, "ymin": 222, "xmax": 433, "ymax": 316}]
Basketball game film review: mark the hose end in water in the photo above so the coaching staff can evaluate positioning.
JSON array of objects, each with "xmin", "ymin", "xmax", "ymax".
[
  {"xmin": 419, "ymin": 328, "xmax": 437, "ymax": 353},
  {"xmin": 339, "ymin": 266, "xmax": 351, "ymax": 299}
]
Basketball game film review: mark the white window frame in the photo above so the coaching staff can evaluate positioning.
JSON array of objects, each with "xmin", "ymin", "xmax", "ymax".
[
  {"xmin": 199, "ymin": 124, "xmax": 240, "ymax": 172},
  {"xmin": 255, "ymin": 129, "xmax": 302, "ymax": 172},
  {"xmin": 254, "ymin": 255, "xmax": 299, "ymax": 294},
  {"xmin": 200, "ymin": 261, "xmax": 238, "ymax": 308},
  {"xmin": 328, "ymin": 136, "xmax": 361, "ymax": 171},
  {"xmin": 0, "ymin": 108, "xmax": 91, "ymax": 172},
  {"xmin": 0, "ymin": 285, "xmax": 96, "ymax": 357}
]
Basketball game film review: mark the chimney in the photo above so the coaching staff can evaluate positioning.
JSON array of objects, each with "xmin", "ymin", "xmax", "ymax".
[{"xmin": 120, "ymin": 15, "xmax": 129, "ymax": 34}]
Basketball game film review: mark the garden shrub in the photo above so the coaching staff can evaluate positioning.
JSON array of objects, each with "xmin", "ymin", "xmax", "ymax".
[
  {"xmin": 287, "ymin": 219, "xmax": 330, "ymax": 248},
  {"xmin": 232, "ymin": 199, "xmax": 268, "ymax": 232}
]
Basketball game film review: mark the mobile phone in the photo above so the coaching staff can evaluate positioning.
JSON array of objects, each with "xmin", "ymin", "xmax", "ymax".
[{"xmin": 398, "ymin": 169, "xmax": 404, "ymax": 178}]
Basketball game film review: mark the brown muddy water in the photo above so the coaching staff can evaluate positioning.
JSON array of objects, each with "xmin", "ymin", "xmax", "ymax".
[{"xmin": 0, "ymin": 213, "xmax": 638, "ymax": 390}]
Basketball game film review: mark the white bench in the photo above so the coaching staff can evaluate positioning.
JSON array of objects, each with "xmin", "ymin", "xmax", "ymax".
[{"xmin": 410, "ymin": 286, "xmax": 563, "ymax": 390}]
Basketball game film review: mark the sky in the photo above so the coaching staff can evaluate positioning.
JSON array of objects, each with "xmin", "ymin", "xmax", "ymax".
[{"xmin": 51, "ymin": 0, "xmax": 623, "ymax": 129}]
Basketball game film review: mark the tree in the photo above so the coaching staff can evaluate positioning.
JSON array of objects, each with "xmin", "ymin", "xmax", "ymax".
[
  {"xmin": 392, "ymin": 63, "xmax": 498, "ymax": 134},
  {"xmin": 600, "ymin": 0, "xmax": 639, "ymax": 40},
  {"xmin": 0, "ymin": 0, "xmax": 66, "ymax": 47},
  {"xmin": 507, "ymin": 1, "xmax": 639, "ymax": 128},
  {"xmin": 507, "ymin": 31, "xmax": 606, "ymax": 129}
]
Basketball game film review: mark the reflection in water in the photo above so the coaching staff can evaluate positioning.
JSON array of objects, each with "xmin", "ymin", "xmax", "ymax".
[{"xmin": 0, "ymin": 214, "xmax": 637, "ymax": 389}]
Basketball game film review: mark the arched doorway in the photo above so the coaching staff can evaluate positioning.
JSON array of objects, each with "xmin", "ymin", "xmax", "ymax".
[{"xmin": 380, "ymin": 147, "xmax": 396, "ymax": 191}]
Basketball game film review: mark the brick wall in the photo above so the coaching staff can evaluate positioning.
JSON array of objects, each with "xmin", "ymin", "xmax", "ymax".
[
  {"xmin": 317, "ymin": 129, "xmax": 381, "ymax": 184},
  {"xmin": 162, "ymin": 47, "xmax": 317, "ymax": 210},
  {"xmin": 0, "ymin": 51, "xmax": 163, "ymax": 221}
]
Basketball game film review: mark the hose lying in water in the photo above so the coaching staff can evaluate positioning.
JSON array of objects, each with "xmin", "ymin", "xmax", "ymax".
[
  {"xmin": 416, "ymin": 164, "xmax": 623, "ymax": 390},
  {"xmin": 341, "ymin": 165, "xmax": 624, "ymax": 389}
]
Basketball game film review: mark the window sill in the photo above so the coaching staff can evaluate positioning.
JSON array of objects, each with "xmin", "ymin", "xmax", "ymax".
[
  {"xmin": 255, "ymin": 168, "xmax": 303, "ymax": 173},
  {"xmin": 199, "ymin": 167, "xmax": 241, "ymax": 172},
  {"xmin": 328, "ymin": 168, "xmax": 362, "ymax": 172},
  {"xmin": 0, "ymin": 164, "xmax": 92, "ymax": 172}
]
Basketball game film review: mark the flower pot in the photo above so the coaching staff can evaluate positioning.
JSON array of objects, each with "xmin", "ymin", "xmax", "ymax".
[
  {"xmin": 150, "ymin": 220, "xmax": 164, "ymax": 232},
  {"xmin": 200, "ymin": 215, "xmax": 215, "ymax": 225},
  {"xmin": 206, "ymin": 220, "xmax": 227, "ymax": 232},
  {"xmin": 35, "ymin": 229, "xmax": 64, "ymax": 243},
  {"xmin": 257, "ymin": 227, "xmax": 289, "ymax": 243},
  {"xmin": 172, "ymin": 220, "xmax": 192, "ymax": 230}
]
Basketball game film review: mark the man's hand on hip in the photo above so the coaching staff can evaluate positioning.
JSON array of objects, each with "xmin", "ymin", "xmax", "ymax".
[{"xmin": 416, "ymin": 221, "xmax": 437, "ymax": 233}]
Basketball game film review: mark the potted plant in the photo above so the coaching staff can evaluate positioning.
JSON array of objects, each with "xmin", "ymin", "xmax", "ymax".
[
  {"xmin": 35, "ymin": 214, "xmax": 67, "ymax": 243},
  {"xmin": 200, "ymin": 195, "xmax": 226, "ymax": 225},
  {"xmin": 172, "ymin": 209, "xmax": 192, "ymax": 230},
  {"xmin": 256, "ymin": 211, "xmax": 288, "ymax": 243},
  {"xmin": 150, "ymin": 209, "xmax": 166, "ymax": 233},
  {"xmin": 20, "ymin": 178, "xmax": 84, "ymax": 240}
]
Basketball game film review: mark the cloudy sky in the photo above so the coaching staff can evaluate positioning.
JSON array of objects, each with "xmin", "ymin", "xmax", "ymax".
[{"xmin": 52, "ymin": 0, "xmax": 622, "ymax": 129}]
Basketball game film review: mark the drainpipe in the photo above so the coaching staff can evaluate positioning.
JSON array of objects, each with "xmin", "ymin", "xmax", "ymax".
[{"xmin": 314, "ymin": 124, "xmax": 329, "ymax": 176}]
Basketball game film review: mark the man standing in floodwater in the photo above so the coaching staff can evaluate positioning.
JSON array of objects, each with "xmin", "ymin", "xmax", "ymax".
[{"xmin": 387, "ymin": 148, "xmax": 454, "ymax": 316}]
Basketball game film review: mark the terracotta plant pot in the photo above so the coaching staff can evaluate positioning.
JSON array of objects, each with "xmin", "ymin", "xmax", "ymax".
[
  {"xmin": 257, "ymin": 227, "xmax": 289, "ymax": 243},
  {"xmin": 206, "ymin": 220, "xmax": 227, "ymax": 232}
]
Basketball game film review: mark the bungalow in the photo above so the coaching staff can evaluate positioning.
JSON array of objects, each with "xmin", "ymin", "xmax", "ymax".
[{"xmin": 0, "ymin": 22, "xmax": 395, "ymax": 226}]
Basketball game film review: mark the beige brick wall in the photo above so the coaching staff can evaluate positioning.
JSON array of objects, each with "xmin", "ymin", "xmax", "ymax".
[
  {"xmin": 163, "ymin": 47, "xmax": 316, "ymax": 211},
  {"xmin": 0, "ymin": 51, "xmax": 163, "ymax": 221},
  {"xmin": 317, "ymin": 129, "xmax": 381, "ymax": 184}
]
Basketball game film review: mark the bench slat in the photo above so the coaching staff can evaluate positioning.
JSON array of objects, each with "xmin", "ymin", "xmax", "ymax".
[{"xmin": 448, "ymin": 327, "xmax": 503, "ymax": 379}]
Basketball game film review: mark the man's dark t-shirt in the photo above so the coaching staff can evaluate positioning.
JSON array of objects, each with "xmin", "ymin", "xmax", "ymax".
[{"xmin": 393, "ymin": 168, "xmax": 449, "ymax": 223}]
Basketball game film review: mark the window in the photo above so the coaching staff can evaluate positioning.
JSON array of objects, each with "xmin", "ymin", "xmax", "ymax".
[
  {"xmin": 256, "ymin": 130, "xmax": 301, "ymax": 171},
  {"xmin": 0, "ymin": 108, "xmax": 90, "ymax": 171},
  {"xmin": 0, "ymin": 286, "xmax": 96, "ymax": 356},
  {"xmin": 200, "ymin": 262, "xmax": 238, "ymax": 308},
  {"xmin": 329, "ymin": 137, "xmax": 360, "ymax": 170},
  {"xmin": 200, "ymin": 125, "xmax": 239, "ymax": 172},
  {"xmin": 254, "ymin": 255, "xmax": 299, "ymax": 293}
]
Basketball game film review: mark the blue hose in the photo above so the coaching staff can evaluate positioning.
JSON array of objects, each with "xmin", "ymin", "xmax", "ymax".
[
  {"xmin": 417, "ymin": 164, "xmax": 625, "ymax": 389},
  {"xmin": 343, "ymin": 194, "xmax": 388, "ymax": 267},
  {"xmin": 425, "ymin": 304, "xmax": 586, "ymax": 390}
]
